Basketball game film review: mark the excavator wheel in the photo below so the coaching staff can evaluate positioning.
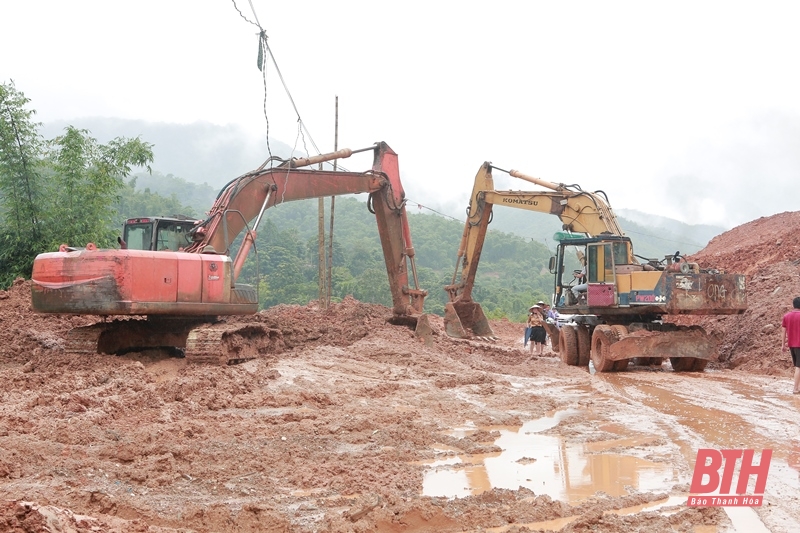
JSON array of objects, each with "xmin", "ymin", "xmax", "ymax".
[
  {"xmin": 590, "ymin": 325, "xmax": 617, "ymax": 372},
  {"xmin": 609, "ymin": 325, "xmax": 630, "ymax": 371},
  {"xmin": 670, "ymin": 357, "xmax": 708, "ymax": 372},
  {"xmin": 558, "ymin": 326, "xmax": 579, "ymax": 366},
  {"xmin": 575, "ymin": 325, "xmax": 591, "ymax": 367}
]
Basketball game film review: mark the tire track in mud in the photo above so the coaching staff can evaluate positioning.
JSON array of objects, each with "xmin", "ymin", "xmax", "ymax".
[{"xmin": 586, "ymin": 369, "xmax": 800, "ymax": 533}]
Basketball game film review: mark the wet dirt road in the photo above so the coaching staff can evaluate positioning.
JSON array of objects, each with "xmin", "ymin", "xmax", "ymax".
[{"xmin": 1, "ymin": 300, "xmax": 800, "ymax": 532}]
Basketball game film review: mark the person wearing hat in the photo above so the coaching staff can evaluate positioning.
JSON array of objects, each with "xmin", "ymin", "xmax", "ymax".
[
  {"xmin": 527, "ymin": 305, "xmax": 547, "ymax": 355},
  {"xmin": 537, "ymin": 300, "xmax": 558, "ymax": 350}
]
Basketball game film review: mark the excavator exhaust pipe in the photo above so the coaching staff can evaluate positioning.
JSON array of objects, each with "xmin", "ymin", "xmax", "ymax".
[{"xmin": 444, "ymin": 301, "xmax": 495, "ymax": 339}]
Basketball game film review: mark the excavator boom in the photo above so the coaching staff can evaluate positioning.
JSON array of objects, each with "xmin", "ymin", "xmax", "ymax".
[{"xmin": 444, "ymin": 162, "xmax": 624, "ymax": 337}]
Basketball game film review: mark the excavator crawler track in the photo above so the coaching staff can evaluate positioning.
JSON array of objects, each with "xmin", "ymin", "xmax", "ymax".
[
  {"xmin": 63, "ymin": 318, "xmax": 284, "ymax": 365},
  {"xmin": 185, "ymin": 323, "xmax": 282, "ymax": 365}
]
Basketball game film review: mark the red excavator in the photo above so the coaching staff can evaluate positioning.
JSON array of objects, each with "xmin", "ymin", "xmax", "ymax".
[{"xmin": 31, "ymin": 142, "xmax": 428, "ymax": 363}]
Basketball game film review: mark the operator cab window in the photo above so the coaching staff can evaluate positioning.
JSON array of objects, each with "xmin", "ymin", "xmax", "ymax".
[
  {"xmin": 124, "ymin": 224, "xmax": 153, "ymax": 251},
  {"xmin": 587, "ymin": 243, "xmax": 616, "ymax": 283},
  {"xmin": 612, "ymin": 241, "xmax": 629, "ymax": 265},
  {"xmin": 155, "ymin": 221, "xmax": 192, "ymax": 251}
]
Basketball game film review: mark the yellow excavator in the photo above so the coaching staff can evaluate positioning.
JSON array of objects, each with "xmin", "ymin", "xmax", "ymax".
[{"xmin": 444, "ymin": 162, "xmax": 746, "ymax": 372}]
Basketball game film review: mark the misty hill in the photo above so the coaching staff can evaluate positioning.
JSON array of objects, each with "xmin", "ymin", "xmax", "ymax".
[
  {"xmin": 616, "ymin": 208, "xmax": 725, "ymax": 252},
  {"xmin": 485, "ymin": 206, "xmax": 724, "ymax": 259},
  {"xmin": 40, "ymin": 118, "xmax": 297, "ymax": 188},
  {"xmin": 42, "ymin": 118, "xmax": 727, "ymax": 257}
]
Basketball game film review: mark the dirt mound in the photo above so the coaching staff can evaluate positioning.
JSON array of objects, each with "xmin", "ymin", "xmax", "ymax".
[
  {"xmin": 0, "ymin": 278, "xmax": 95, "ymax": 364},
  {"xmin": 685, "ymin": 210, "xmax": 800, "ymax": 373}
]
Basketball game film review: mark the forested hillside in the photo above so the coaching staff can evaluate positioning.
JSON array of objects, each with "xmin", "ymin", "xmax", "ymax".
[{"xmin": 233, "ymin": 197, "xmax": 554, "ymax": 319}]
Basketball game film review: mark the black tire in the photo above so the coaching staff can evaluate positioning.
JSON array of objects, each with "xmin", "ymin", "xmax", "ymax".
[
  {"xmin": 576, "ymin": 325, "xmax": 591, "ymax": 367},
  {"xmin": 609, "ymin": 325, "xmax": 629, "ymax": 371},
  {"xmin": 559, "ymin": 326, "xmax": 579, "ymax": 366},
  {"xmin": 591, "ymin": 325, "xmax": 617, "ymax": 372}
]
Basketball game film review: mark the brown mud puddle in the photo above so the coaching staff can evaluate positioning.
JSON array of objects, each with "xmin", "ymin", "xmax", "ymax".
[{"xmin": 422, "ymin": 410, "xmax": 675, "ymax": 500}]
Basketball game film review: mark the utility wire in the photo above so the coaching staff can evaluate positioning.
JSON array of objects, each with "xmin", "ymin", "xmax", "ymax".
[
  {"xmin": 231, "ymin": 0, "xmax": 323, "ymax": 166},
  {"xmin": 406, "ymin": 200, "xmax": 464, "ymax": 223}
]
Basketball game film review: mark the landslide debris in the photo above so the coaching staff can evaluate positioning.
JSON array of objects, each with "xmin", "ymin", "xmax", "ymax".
[{"xmin": 685, "ymin": 210, "xmax": 800, "ymax": 373}]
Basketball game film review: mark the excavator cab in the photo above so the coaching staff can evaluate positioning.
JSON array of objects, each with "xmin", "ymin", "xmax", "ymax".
[
  {"xmin": 553, "ymin": 235, "xmax": 635, "ymax": 308},
  {"xmin": 122, "ymin": 217, "xmax": 196, "ymax": 251}
]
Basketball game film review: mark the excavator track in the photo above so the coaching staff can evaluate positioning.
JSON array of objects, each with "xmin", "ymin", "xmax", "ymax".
[
  {"xmin": 64, "ymin": 323, "xmax": 107, "ymax": 354},
  {"xmin": 185, "ymin": 322, "xmax": 282, "ymax": 365},
  {"xmin": 63, "ymin": 318, "xmax": 283, "ymax": 365}
]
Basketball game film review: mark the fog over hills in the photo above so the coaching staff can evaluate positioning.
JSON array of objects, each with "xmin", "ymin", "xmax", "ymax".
[
  {"xmin": 40, "ymin": 118, "xmax": 727, "ymax": 255},
  {"xmin": 40, "ymin": 118, "xmax": 296, "ymax": 188}
]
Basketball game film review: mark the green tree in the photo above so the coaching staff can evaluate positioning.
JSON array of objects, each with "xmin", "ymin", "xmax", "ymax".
[
  {"xmin": 46, "ymin": 126, "xmax": 153, "ymax": 247},
  {"xmin": 0, "ymin": 81, "xmax": 48, "ymax": 285},
  {"xmin": 0, "ymin": 82, "xmax": 155, "ymax": 287},
  {"xmin": 116, "ymin": 179, "xmax": 197, "ymax": 225}
]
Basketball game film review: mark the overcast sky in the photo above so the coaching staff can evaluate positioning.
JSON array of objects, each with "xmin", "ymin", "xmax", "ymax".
[{"xmin": 3, "ymin": 1, "xmax": 800, "ymax": 228}]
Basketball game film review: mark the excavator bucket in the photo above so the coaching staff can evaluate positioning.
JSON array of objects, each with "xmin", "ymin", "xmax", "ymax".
[
  {"xmin": 444, "ymin": 301, "xmax": 495, "ymax": 339},
  {"xmin": 387, "ymin": 313, "xmax": 435, "ymax": 345}
]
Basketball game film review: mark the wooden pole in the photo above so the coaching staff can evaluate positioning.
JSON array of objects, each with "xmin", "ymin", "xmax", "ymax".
[
  {"xmin": 326, "ymin": 96, "xmax": 338, "ymax": 307},
  {"xmin": 318, "ymin": 163, "xmax": 326, "ymax": 308}
]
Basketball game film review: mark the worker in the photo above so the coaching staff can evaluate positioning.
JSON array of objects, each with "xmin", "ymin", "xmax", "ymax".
[
  {"xmin": 540, "ymin": 301, "xmax": 558, "ymax": 323},
  {"xmin": 781, "ymin": 296, "xmax": 800, "ymax": 394},
  {"xmin": 537, "ymin": 300, "xmax": 555, "ymax": 348},
  {"xmin": 527, "ymin": 305, "xmax": 547, "ymax": 355},
  {"xmin": 571, "ymin": 265, "xmax": 587, "ymax": 302},
  {"xmin": 524, "ymin": 307, "xmax": 533, "ymax": 348}
]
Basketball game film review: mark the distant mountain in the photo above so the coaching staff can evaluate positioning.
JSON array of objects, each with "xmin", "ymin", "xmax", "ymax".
[
  {"xmin": 485, "ymin": 206, "xmax": 724, "ymax": 259},
  {"xmin": 616, "ymin": 208, "xmax": 727, "ymax": 247}
]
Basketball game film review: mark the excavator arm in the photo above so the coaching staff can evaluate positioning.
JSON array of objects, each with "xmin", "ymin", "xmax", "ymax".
[
  {"xmin": 444, "ymin": 162, "xmax": 625, "ymax": 338},
  {"xmin": 185, "ymin": 141, "xmax": 425, "ymax": 317},
  {"xmin": 32, "ymin": 142, "xmax": 426, "ymax": 320}
]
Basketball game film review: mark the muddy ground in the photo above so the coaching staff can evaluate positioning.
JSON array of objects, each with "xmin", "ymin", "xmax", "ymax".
[{"xmin": 1, "ymin": 211, "xmax": 800, "ymax": 532}]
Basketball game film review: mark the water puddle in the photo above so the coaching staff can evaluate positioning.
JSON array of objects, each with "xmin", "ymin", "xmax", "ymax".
[{"xmin": 422, "ymin": 410, "xmax": 675, "ymax": 501}]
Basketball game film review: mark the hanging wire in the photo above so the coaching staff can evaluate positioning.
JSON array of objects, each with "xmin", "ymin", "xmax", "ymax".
[
  {"xmin": 406, "ymin": 200, "xmax": 464, "ymax": 223},
  {"xmin": 231, "ymin": 0, "xmax": 323, "ymax": 166}
]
